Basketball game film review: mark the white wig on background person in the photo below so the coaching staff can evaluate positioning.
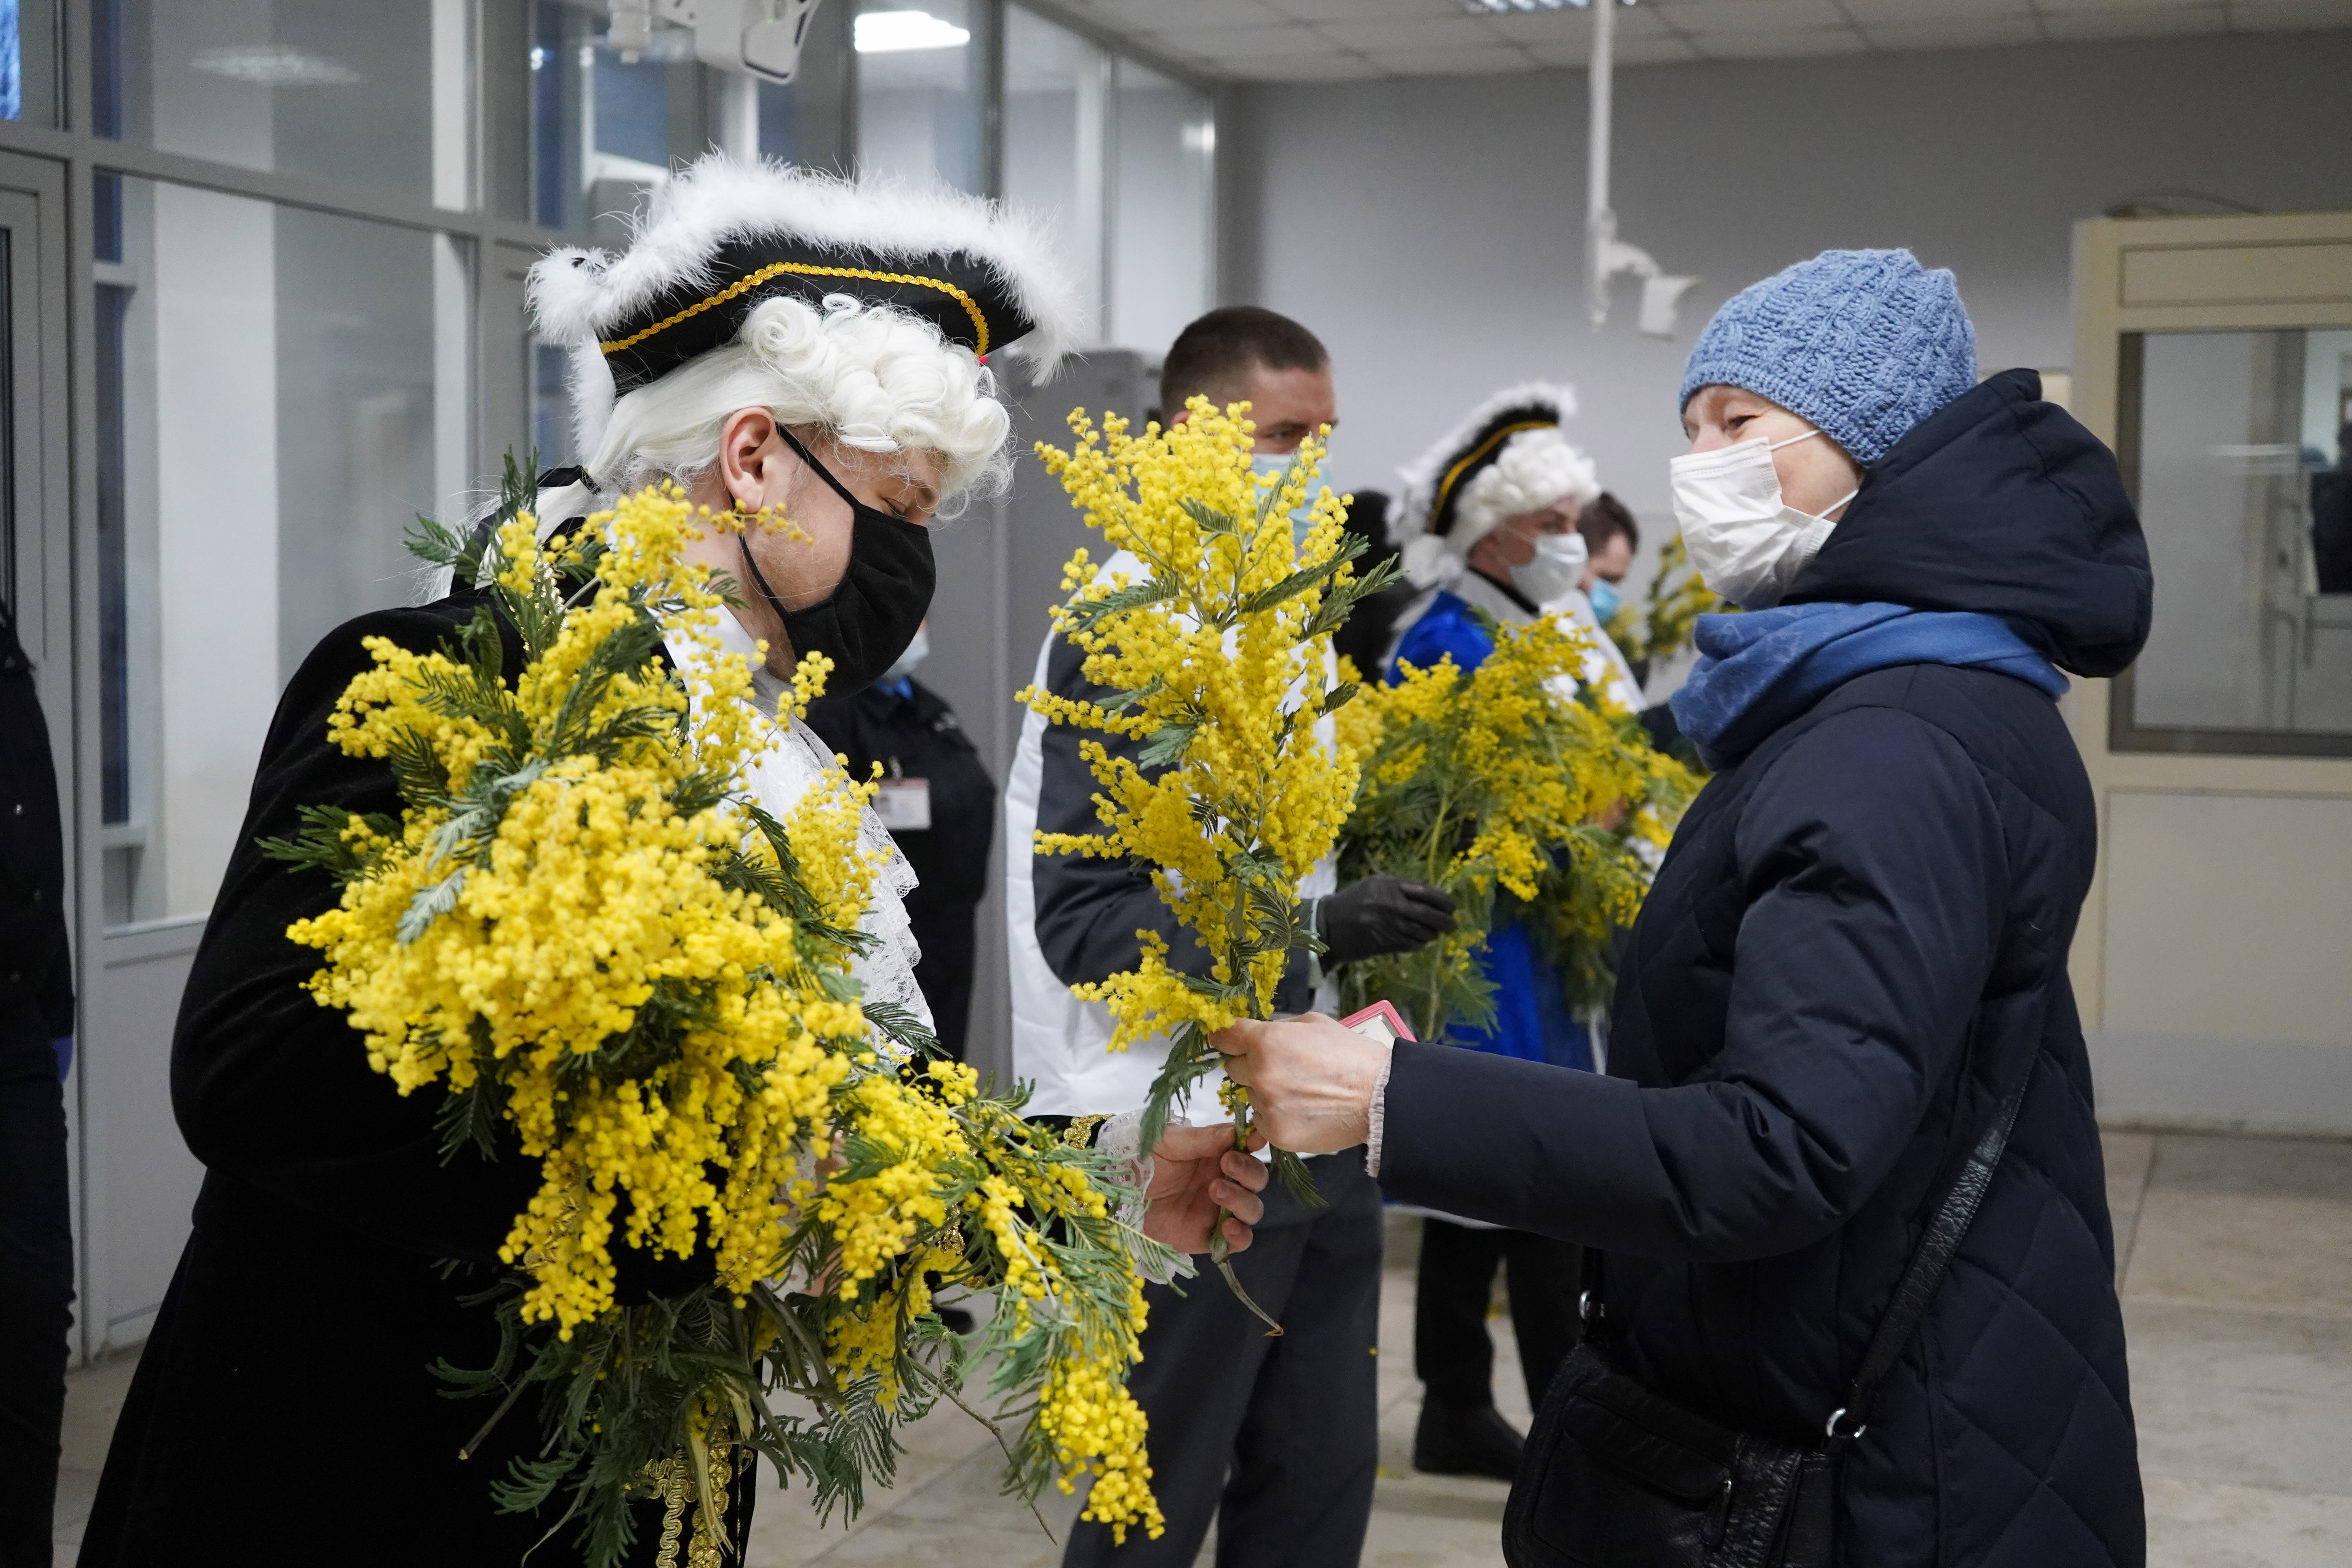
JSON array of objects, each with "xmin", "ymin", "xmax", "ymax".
[{"xmin": 1393, "ymin": 381, "xmax": 1600, "ymax": 591}]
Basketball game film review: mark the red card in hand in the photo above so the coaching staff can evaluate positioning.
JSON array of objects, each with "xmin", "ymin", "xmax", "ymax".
[{"xmin": 1338, "ymin": 1000, "xmax": 1414, "ymax": 1045}]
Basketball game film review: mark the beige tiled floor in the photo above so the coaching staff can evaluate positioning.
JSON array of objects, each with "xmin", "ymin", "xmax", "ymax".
[{"xmin": 53, "ymin": 1131, "xmax": 2352, "ymax": 1565}]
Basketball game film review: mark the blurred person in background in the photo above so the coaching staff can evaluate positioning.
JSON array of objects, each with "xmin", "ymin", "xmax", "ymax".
[
  {"xmin": 803, "ymin": 621, "xmax": 996, "ymax": 1062},
  {"xmin": 1381, "ymin": 386, "xmax": 1615, "ymax": 1480},
  {"xmin": 0, "ymin": 597, "xmax": 74, "ymax": 1568},
  {"xmin": 1576, "ymin": 491, "xmax": 1640, "ymax": 635}
]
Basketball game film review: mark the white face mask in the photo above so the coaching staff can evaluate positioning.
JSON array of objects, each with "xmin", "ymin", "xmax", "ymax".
[
  {"xmin": 1668, "ymin": 428, "xmax": 1858, "ymax": 609},
  {"xmin": 1507, "ymin": 527, "xmax": 1589, "ymax": 606},
  {"xmin": 1252, "ymin": 451, "xmax": 1321, "ymax": 550},
  {"xmin": 880, "ymin": 623, "xmax": 929, "ymax": 682}
]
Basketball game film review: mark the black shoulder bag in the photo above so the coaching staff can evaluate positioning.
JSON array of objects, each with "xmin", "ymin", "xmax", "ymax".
[{"xmin": 1501, "ymin": 1057, "xmax": 2036, "ymax": 1568}]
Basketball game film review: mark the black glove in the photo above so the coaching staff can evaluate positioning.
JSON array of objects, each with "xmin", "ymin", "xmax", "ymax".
[{"xmin": 1313, "ymin": 875, "xmax": 1457, "ymax": 967}]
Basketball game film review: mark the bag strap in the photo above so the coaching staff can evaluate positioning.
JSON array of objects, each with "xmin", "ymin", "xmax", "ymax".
[{"xmin": 1822, "ymin": 1053, "xmax": 2036, "ymax": 1446}]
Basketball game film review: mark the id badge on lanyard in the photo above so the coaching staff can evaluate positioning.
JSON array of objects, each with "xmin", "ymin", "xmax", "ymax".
[{"xmin": 873, "ymin": 776, "xmax": 932, "ymax": 831}]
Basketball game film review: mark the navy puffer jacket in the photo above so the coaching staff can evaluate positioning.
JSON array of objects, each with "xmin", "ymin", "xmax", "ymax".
[{"xmin": 1380, "ymin": 371, "xmax": 2150, "ymax": 1566}]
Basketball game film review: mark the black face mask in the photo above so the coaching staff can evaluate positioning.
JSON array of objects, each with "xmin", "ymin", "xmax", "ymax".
[{"xmin": 734, "ymin": 425, "xmax": 936, "ymax": 699}]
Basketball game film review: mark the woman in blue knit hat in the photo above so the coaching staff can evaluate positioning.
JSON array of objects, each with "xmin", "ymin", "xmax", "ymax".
[{"xmin": 1217, "ymin": 248, "xmax": 2152, "ymax": 1567}]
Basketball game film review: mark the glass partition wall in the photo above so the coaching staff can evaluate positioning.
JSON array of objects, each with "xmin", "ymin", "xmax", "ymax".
[
  {"xmin": 2116, "ymin": 327, "xmax": 2352, "ymax": 753},
  {"xmin": 93, "ymin": 175, "xmax": 474, "ymax": 926}
]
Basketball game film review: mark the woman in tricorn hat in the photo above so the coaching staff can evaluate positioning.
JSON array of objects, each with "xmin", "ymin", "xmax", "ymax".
[{"xmin": 82, "ymin": 158, "xmax": 1269, "ymax": 1566}]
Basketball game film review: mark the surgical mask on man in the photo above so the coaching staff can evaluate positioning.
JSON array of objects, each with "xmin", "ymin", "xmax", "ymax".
[
  {"xmin": 1667, "ymin": 428, "xmax": 1858, "ymax": 609},
  {"xmin": 1252, "ymin": 452, "xmax": 1322, "ymax": 551},
  {"xmin": 880, "ymin": 623, "xmax": 929, "ymax": 684},
  {"xmin": 1588, "ymin": 577, "xmax": 1621, "ymax": 624}
]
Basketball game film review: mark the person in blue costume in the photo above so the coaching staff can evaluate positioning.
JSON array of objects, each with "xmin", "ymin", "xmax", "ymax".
[{"xmin": 1381, "ymin": 384, "xmax": 1636, "ymax": 1481}]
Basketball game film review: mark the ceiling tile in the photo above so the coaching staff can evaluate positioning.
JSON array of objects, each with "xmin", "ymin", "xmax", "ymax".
[
  {"xmin": 1649, "ymin": 0, "xmax": 1849, "ymax": 30},
  {"xmin": 1212, "ymin": 50, "xmax": 1392, "ymax": 79},
  {"xmin": 1311, "ymin": 14, "xmax": 1498, "ymax": 49},
  {"xmin": 1078, "ymin": 0, "xmax": 1291, "ymax": 29},
  {"xmin": 1362, "ymin": 43, "xmax": 1544, "ymax": 74},
  {"xmin": 2040, "ymin": 7, "xmax": 2227, "ymax": 36},
  {"xmin": 1838, "ymin": 0, "xmax": 2033, "ymax": 18},
  {"xmin": 2034, "ymin": 0, "xmax": 2216, "ymax": 11},
  {"xmin": 1860, "ymin": 16, "xmax": 2044, "ymax": 48},
  {"xmin": 2226, "ymin": 0, "xmax": 2352, "ymax": 27},
  {"xmin": 1484, "ymin": 6, "xmax": 1672, "ymax": 42},
  {"xmin": 1259, "ymin": 0, "xmax": 1461, "ymax": 18},
  {"xmin": 1686, "ymin": 25, "xmax": 1871, "ymax": 56},
  {"xmin": 1524, "ymin": 33, "xmax": 1703, "ymax": 65},
  {"xmin": 1148, "ymin": 22, "xmax": 1338, "ymax": 55}
]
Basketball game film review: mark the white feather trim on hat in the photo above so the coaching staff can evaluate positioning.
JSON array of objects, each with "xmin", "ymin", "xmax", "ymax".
[
  {"xmin": 568, "ymin": 338, "xmax": 617, "ymax": 466},
  {"xmin": 527, "ymin": 156, "xmax": 1083, "ymax": 367},
  {"xmin": 1395, "ymin": 381, "xmax": 1581, "ymax": 544}
]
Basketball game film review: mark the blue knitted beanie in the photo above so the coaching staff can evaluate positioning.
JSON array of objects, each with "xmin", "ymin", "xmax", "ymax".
[{"xmin": 1677, "ymin": 249, "xmax": 1977, "ymax": 467}]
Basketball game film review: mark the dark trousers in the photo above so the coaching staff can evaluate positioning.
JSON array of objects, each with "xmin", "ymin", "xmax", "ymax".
[
  {"xmin": 0, "ymin": 1024, "xmax": 73, "ymax": 1568},
  {"xmin": 1065, "ymin": 1151, "xmax": 1383, "ymax": 1568},
  {"xmin": 1413, "ymin": 1218, "xmax": 1580, "ymax": 1412}
]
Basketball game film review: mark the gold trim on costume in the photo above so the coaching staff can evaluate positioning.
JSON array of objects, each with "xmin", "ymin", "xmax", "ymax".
[
  {"xmin": 648, "ymin": 1438, "xmax": 745, "ymax": 1568},
  {"xmin": 1430, "ymin": 418, "xmax": 1556, "ymax": 534},
  {"xmin": 602, "ymin": 260, "xmax": 993, "ymax": 358},
  {"xmin": 1063, "ymin": 1112, "xmax": 1112, "ymax": 1149}
]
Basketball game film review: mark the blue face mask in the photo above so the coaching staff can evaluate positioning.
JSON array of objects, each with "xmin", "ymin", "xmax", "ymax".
[
  {"xmin": 880, "ymin": 624, "xmax": 929, "ymax": 683},
  {"xmin": 1251, "ymin": 451, "xmax": 1321, "ymax": 551},
  {"xmin": 1589, "ymin": 578, "xmax": 1621, "ymax": 623}
]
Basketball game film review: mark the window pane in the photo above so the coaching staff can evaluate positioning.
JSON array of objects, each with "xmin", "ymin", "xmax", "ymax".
[
  {"xmin": 2127, "ymin": 328, "xmax": 2352, "ymax": 746},
  {"xmin": 2, "ymin": 2, "xmax": 61, "ymax": 128},
  {"xmin": 854, "ymin": 0, "xmax": 988, "ymax": 194},
  {"xmin": 1107, "ymin": 59, "xmax": 1212, "ymax": 359},
  {"xmin": 96, "ymin": 176, "xmax": 472, "ymax": 927},
  {"xmin": 487, "ymin": 2, "xmax": 849, "ymax": 238},
  {"xmin": 1002, "ymin": 5, "xmax": 1104, "ymax": 347},
  {"xmin": 95, "ymin": 0, "xmax": 470, "ymax": 207}
]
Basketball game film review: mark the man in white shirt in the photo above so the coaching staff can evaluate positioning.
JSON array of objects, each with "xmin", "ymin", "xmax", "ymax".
[{"xmin": 1007, "ymin": 307, "xmax": 1454, "ymax": 1567}]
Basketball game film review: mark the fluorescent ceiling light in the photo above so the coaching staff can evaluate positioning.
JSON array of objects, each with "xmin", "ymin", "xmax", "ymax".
[
  {"xmin": 1460, "ymin": 0, "xmax": 1635, "ymax": 12},
  {"xmin": 855, "ymin": 11, "xmax": 971, "ymax": 53},
  {"xmin": 191, "ymin": 45, "xmax": 363, "ymax": 87}
]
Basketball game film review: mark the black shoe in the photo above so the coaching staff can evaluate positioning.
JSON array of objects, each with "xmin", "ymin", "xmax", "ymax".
[
  {"xmin": 936, "ymin": 1305, "xmax": 976, "ymax": 1334},
  {"xmin": 1412, "ymin": 1398, "xmax": 1524, "ymax": 1481}
]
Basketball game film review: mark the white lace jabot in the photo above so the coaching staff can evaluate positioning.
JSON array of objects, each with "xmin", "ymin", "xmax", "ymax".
[{"xmin": 677, "ymin": 610, "xmax": 933, "ymax": 1036}]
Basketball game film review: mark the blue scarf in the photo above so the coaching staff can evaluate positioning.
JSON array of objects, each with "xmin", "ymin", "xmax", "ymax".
[{"xmin": 1670, "ymin": 602, "xmax": 2066, "ymax": 769}]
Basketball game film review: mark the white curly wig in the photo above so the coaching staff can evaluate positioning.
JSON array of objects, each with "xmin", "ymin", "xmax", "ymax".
[
  {"xmin": 586, "ymin": 292, "xmax": 1014, "ymax": 515},
  {"xmin": 1392, "ymin": 382, "xmax": 1599, "ymax": 589},
  {"xmin": 1451, "ymin": 430, "xmax": 1601, "ymax": 554}
]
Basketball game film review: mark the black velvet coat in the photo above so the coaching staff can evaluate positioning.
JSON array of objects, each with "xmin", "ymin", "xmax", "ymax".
[
  {"xmin": 83, "ymin": 589, "xmax": 737, "ymax": 1567},
  {"xmin": 1380, "ymin": 373, "xmax": 2152, "ymax": 1566}
]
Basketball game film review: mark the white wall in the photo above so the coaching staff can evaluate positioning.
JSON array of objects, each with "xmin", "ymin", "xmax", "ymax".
[{"xmin": 1225, "ymin": 32, "xmax": 2352, "ymax": 548}]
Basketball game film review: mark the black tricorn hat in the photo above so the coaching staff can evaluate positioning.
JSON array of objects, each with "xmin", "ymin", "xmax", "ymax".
[
  {"xmin": 1401, "ymin": 384, "xmax": 1572, "ymax": 542},
  {"xmin": 532, "ymin": 156, "xmax": 1078, "ymax": 442},
  {"xmin": 597, "ymin": 232, "xmax": 1041, "ymax": 396}
]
